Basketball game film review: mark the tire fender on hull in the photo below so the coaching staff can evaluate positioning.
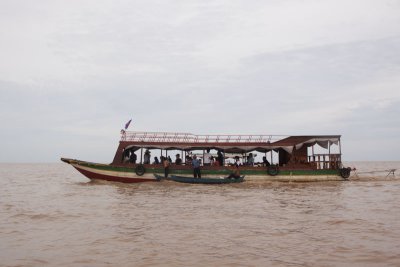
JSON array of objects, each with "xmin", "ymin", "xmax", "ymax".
[
  {"xmin": 135, "ymin": 164, "xmax": 146, "ymax": 176},
  {"xmin": 267, "ymin": 165, "xmax": 279, "ymax": 176},
  {"xmin": 340, "ymin": 167, "xmax": 351, "ymax": 180}
]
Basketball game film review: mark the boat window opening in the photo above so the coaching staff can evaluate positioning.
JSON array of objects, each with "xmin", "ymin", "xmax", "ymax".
[
  {"xmin": 187, "ymin": 149, "xmax": 217, "ymax": 166},
  {"xmin": 167, "ymin": 149, "xmax": 183, "ymax": 165},
  {"xmin": 192, "ymin": 151, "xmax": 199, "ymax": 165},
  {"xmin": 306, "ymin": 143, "xmax": 341, "ymax": 170},
  {"xmin": 207, "ymin": 149, "xmax": 220, "ymax": 166},
  {"xmin": 119, "ymin": 144, "xmax": 340, "ymax": 170},
  {"xmin": 149, "ymin": 148, "xmax": 158, "ymax": 165}
]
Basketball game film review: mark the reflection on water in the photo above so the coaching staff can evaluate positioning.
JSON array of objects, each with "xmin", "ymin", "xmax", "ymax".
[{"xmin": 0, "ymin": 162, "xmax": 400, "ymax": 266}]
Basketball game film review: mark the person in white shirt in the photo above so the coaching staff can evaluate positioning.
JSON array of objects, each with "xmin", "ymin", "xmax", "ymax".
[
  {"xmin": 203, "ymin": 149, "xmax": 212, "ymax": 166},
  {"xmin": 143, "ymin": 150, "xmax": 151, "ymax": 164},
  {"xmin": 248, "ymin": 153, "xmax": 254, "ymax": 166}
]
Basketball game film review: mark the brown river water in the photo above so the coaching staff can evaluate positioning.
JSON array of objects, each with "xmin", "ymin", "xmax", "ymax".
[{"xmin": 1, "ymin": 162, "xmax": 400, "ymax": 267}]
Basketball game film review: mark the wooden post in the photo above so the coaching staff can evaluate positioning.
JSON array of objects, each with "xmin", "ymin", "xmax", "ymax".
[
  {"xmin": 328, "ymin": 141, "xmax": 331, "ymax": 169},
  {"xmin": 312, "ymin": 145, "xmax": 315, "ymax": 166},
  {"xmin": 328, "ymin": 141, "xmax": 331, "ymax": 155},
  {"xmin": 140, "ymin": 147, "xmax": 143, "ymax": 164},
  {"xmin": 270, "ymin": 150, "xmax": 273, "ymax": 165},
  {"xmin": 277, "ymin": 150, "xmax": 280, "ymax": 166}
]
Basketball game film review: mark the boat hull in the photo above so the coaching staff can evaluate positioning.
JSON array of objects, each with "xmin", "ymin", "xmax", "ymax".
[
  {"xmin": 169, "ymin": 175, "xmax": 244, "ymax": 184},
  {"xmin": 61, "ymin": 158, "xmax": 344, "ymax": 183}
]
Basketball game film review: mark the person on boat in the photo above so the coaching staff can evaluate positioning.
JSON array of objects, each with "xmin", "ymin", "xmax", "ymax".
[
  {"xmin": 167, "ymin": 156, "xmax": 172, "ymax": 163},
  {"xmin": 163, "ymin": 157, "xmax": 170, "ymax": 178},
  {"xmin": 123, "ymin": 149, "xmax": 131, "ymax": 163},
  {"xmin": 143, "ymin": 150, "xmax": 151, "ymax": 164},
  {"xmin": 234, "ymin": 156, "xmax": 241, "ymax": 167},
  {"xmin": 185, "ymin": 155, "xmax": 192, "ymax": 165},
  {"xmin": 263, "ymin": 156, "xmax": 270, "ymax": 167},
  {"xmin": 175, "ymin": 154, "xmax": 182, "ymax": 165},
  {"xmin": 192, "ymin": 155, "xmax": 201, "ymax": 178},
  {"xmin": 217, "ymin": 150, "xmax": 224, "ymax": 166},
  {"xmin": 203, "ymin": 149, "xmax": 212, "ymax": 166},
  {"xmin": 227, "ymin": 166, "xmax": 241, "ymax": 179},
  {"xmin": 247, "ymin": 153, "xmax": 254, "ymax": 166},
  {"xmin": 212, "ymin": 157, "xmax": 220, "ymax": 166},
  {"xmin": 153, "ymin": 156, "xmax": 160, "ymax": 164},
  {"xmin": 129, "ymin": 152, "xmax": 137, "ymax": 164}
]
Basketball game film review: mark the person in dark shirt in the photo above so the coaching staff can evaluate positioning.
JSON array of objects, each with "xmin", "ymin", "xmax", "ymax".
[
  {"xmin": 217, "ymin": 150, "xmax": 224, "ymax": 166},
  {"xmin": 263, "ymin": 156, "xmax": 270, "ymax": 166},
  {"xmin": 175, "ymin": 154, "xmax": 182, "ymax": 165},
  {"xmin": 129, "ymin": 151, "xmax": 137, "ymax": 164}
]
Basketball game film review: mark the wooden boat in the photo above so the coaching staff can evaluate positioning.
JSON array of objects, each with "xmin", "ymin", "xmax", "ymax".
[
  {"xmin": 154, "ymin": 174, "xmax": 245, "ymax": 184},
  {"xmin": 61, "ymin": 131, "xmax": 351, "ymax": 183}
]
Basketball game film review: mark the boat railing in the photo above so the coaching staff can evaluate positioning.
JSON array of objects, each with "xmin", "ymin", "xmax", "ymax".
[
  {"xmin": 308, "ymin": 153, "xmax": 342, "ymax": 169},
  {"xmin": 122, "ymin": 131, "xmax": 285, "ymax": 143}
]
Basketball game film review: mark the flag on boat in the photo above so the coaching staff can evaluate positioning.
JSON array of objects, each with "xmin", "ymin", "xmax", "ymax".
[{"xmin": 125, "ymin": 119, "xmax": 132, "ymax": 130}]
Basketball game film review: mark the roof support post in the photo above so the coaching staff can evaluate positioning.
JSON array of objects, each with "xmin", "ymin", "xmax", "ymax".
[
  {"xmin": 140, "ymin": 147, "xmax": 143, "ymax": 164},
  {"xmin": 277, "ymin": 149, "xmax": 280, "ymax": 166},
  {"xmin": 328, "ymin": 140, "xmax": 331, "ymax": 169},
  {"xmin": 339, "ymin": 137, "xmax": 342, "ymax": 165},
  {"xmin": 270, "ymin": 150, "xmax": 273, "ymax": 165}
]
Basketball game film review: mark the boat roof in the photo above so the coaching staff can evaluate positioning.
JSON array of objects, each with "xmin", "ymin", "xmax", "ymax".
[{"xmin": 120, "ymin": 131, "xmax": 341, "ymax": 153}]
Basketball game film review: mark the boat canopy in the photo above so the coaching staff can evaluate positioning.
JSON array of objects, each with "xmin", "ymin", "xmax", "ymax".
[{"xmin": 120, "ymin": 131, "xmax": 341, "ymax": 153}]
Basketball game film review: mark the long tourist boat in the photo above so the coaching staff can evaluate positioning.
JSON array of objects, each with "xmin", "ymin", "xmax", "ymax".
[{"xmin": 61, "ymin": 131, "xmax": 352, "ymax": 183}]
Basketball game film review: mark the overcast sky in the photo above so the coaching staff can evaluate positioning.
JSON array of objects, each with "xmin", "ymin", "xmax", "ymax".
[{"xmin": 1, "ymin": 0, "xmax": 400, "ymax": 162}]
